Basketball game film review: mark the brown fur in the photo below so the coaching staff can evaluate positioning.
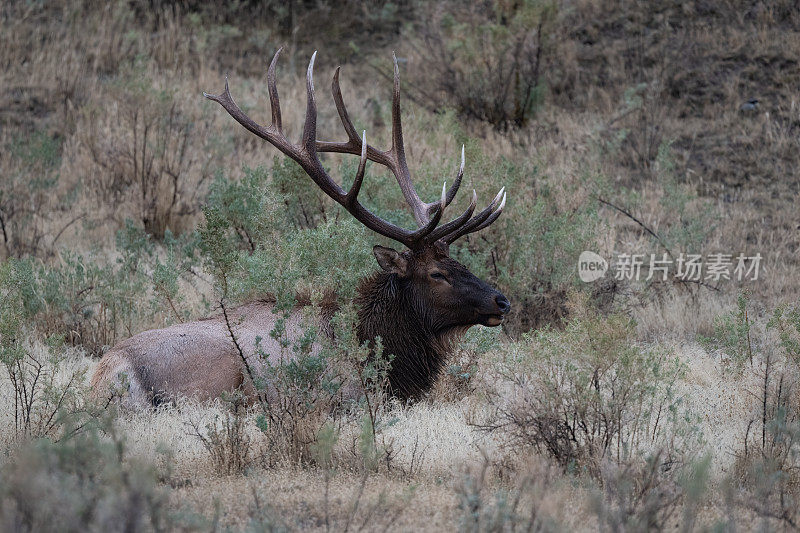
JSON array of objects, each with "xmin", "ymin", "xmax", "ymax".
[{"xmin": 356, "ymin": 246, "xmax": 506, "ymax": 400}]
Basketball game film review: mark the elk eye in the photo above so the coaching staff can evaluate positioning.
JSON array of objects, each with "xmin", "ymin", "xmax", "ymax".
[{"xmin": 430, "ymin": 272, "xmax": 447, "ymax": 281}]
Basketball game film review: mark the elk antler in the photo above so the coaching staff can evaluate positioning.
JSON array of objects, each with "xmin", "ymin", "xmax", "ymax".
[{"xmin": 204, "ymin": 48, "xmax": 506, "ymax": 249}]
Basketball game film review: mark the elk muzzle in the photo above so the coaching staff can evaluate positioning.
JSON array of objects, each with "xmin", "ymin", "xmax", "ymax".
[{"xmin": 479, "ymin": 292, "xmax": 510, "ymax": 326}]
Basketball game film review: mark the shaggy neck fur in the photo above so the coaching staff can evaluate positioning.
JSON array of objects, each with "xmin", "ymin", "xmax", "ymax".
[{"xmin": 355, "ymin": 271, "xmax": 468, "ymax": 400}]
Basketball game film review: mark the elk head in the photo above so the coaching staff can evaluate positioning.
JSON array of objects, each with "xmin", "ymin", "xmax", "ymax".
[
  {"xmin": 372, "ymin": 244, "xmax": 510, "ymax": 329},
  {"xmin": 204, "ymin": 49, "xmax": 510, "ymax": 330}
]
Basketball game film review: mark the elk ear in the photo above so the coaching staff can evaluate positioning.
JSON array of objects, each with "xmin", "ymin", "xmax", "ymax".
[{"xmin": 373, "ymin": 245, "xmax": 408, "ymax": 276}]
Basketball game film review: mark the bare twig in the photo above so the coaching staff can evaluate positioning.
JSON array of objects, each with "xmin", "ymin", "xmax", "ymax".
[
  {"xmin": 596, "ymin": 196, "xmax": 720, "ymax": 292},
  {"xmin": 220, "ymin": 298, "xmax": 268, "ymax": 411},
  {"xmin": 51, "ymin": 213, "xmax": 87, "ymax": 247}
]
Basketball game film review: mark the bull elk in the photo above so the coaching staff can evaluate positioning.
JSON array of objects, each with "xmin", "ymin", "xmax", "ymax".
[{"xmin": 90, "ymin": 49, "xmax": 510, "ymax": 407}]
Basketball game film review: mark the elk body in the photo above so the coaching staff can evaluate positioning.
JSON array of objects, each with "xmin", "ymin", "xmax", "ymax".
[{"xmin": 90, "ymin": 49, "xmax": 510, "ymax": 407}]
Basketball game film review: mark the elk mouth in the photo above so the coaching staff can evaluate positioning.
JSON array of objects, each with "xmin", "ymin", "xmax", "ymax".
[{"xmin": 480, "ymin": 314, "xmax": 505, "ymax": 327}]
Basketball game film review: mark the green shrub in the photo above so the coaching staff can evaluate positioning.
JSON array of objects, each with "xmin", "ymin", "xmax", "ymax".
[
  {"xmin": 737, "ymin": 404, "xmax": 800, "ymax": 529},
  {"xmin": 591, "ymin": 451, "xmax": 711, "ymax": 532},
  {"xmin": 455, "ymin": 458, "xmax": 561, "ymax": 532},
  {"xmin": 35, "ymin": 250, "xmax": 150, "ymax": 356},
  {"xmin": 201, "ymin": 164, "xmax": 374, "ymax": 305},
  {"xmin": 4, "ymin": 222, "xmax": 199, "ymax": 357},
  {"xmin": 0, "ymin": 414, "xmax": 197, "ymax": 532},
  {"xmin": 252, "ymin": 325, "xmax": 341, "ymax": 466},
  {"xmin": 270, "ymin": 157, "xmax": 329, "ymax": 230},
  {"xmin": 700, "ymin": 291, "xmax": 753, "ymax": 371},
  {"xmin": 482, "ymin": 295, "xmax": 698, "ymax": 477},
  {"xmin": 768, "ymin": 301, "xmax": 800, "ymax": 366},
  {"xmin": 204, "ymin": 166, "xmax": 280, "ymax": 255},
  {"xmin": 0, "ymin": 261, "xmax": 87, "ymax": 442},
  {"xmin": 655, "ymin": 143, "xmax": 717, "ymax": 254},
  {"xmin": 595, "ymin": 139, "xmax": 717, "ymax": 272},
  {"xmin": 713, "ymin": 297, "xmax": 800, "ymax": 528}
]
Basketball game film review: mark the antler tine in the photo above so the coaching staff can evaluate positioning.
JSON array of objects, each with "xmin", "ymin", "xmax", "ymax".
[
  {"xmin": 302, "ymin": 51, "xmax": 319, "ymax": 153},
  {"xmin": 426, "ymin": 189, "xmax": 478, "ymax": 242},
  {"xmin": 470, "ymin": 191, "xmax": 506, "ymax": 233},
  {"xmin": 444, "ymin": 145, "xmax": 465, "ymax": 207},
  {"xmin": 407, "ymin": 199, "xmax": 444, "ymax": 244},
  {"xmin": 345, "ymin": 130, "xmax": 368, "ymax": 206},
  {"xmin": 331, "ymin": 67, "xmax": 360, "ymax": 146},
  {"xmin": 441, "ymin": 188, "xmax": 506, "ymax": 244},
  {"xmin": 203, "ymin": 77, "xmax": 289, "ymax": 156},
  {"xmin": 383, "ymin": 180, "xmax": 446, "ymax": 248},
  {"xmin": 389, "ymin": 52, "xmax": 434, "ymax": 227},
  {"xmin": 390, "ymin": 52, "xmax": 404, "ymax": 157},
  {"xmin": 267, "ymin": 48, "xmax": 283, "ymax": 132}
]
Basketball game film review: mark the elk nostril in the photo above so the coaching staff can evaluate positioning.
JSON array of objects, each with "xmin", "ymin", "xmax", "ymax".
[{"xmin": 495, "ymin": 294, "xmax": 510, "ymax": 314}]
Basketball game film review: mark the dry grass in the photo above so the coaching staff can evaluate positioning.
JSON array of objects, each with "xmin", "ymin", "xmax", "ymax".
[{"xmin": 0, "ymin": 341, "xmax": 781, "ymax": 530}]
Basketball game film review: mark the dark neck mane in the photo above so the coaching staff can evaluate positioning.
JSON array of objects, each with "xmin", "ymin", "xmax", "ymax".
[{"xmin": 354, "ymin": 272, "xmax": 466, "ymax": 400}]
